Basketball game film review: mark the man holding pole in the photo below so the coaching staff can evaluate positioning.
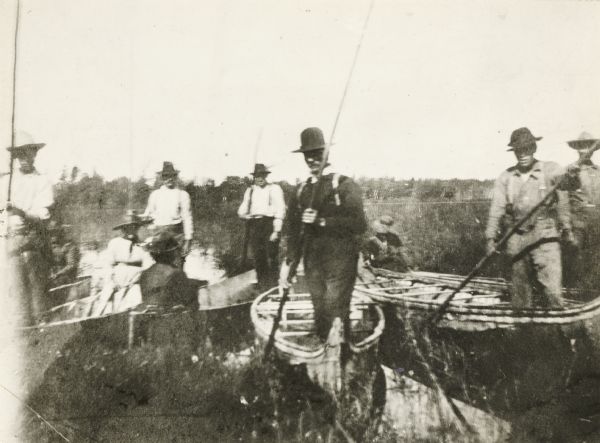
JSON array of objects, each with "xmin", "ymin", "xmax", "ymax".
[
  {"xmin": 280, "ymin": 127, "xmax": 367, "ymax": 342},
  {"xmin": 485, "ymin": 127, "xmax": 577, "ymax": 308},
  {"xmin": 0, "ymin": 131, "xmax": 54, "ymax": 325},
  {"xmin": 237, "ymin": 163, "xmax": 285, "ymax": 289},
  {"xmin": 563, "ymin": 132, "xmax": 600, "ymax": 289}
]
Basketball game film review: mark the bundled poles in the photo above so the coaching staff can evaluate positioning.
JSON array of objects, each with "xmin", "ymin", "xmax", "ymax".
[
  {"xmin": 264, "ymin": 0, "xmax": 375, "ymax": 360},
  {"xmin": 430, "ymin": 140, "xmax": 600, "ymax": 325}
]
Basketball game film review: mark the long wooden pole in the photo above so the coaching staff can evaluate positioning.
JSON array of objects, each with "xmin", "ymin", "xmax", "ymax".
[
  {"xmin": 430, "ymin": 140, "xmax": 600, "ymax": 325},
  {"xmin": 264, "ymin": 0, "xmax": 376, "ymax": 359},
  {"xmin": 7, "ymin": 0, "xmax": 20, "ymax": 204}
]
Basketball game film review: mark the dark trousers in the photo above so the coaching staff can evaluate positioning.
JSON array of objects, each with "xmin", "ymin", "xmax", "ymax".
[
  {"xmin": 304, "ymin": 236, "xmax": 359, "ymax": 341},
  {"xmin": 8, "ymin": 234, "xmax": 50, "ymax": 326},
  {"xmin": 248, "ymin": 217, "xmax": 279, "ymax": 289}
]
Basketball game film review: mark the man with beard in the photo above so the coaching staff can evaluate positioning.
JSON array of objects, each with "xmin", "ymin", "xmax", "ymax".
[{"xmin": 485, "ymin": 127, "xmax": 577, "ymax": 308}]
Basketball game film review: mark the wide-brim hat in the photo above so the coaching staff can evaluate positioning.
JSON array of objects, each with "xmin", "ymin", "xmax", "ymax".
[
  {"xmin": 251, "ymin": 163, "xmax": 271, "ymax": 176},
  {"xmin": 144, "ymin": 231, "xmax": 179, "ymax": 253},
  {"xmin": 507, "ymin": 127, "xmax": 542, "ymax": 151},
  {"xmin": 6, "ymin": 131, "xmax": 45, "ymax": 154},
  {"xmin": 373, "ymin": 221, "xmax": 389, "ymax": 235},
  {"xmin": 567, "ymin": 131, "xmax": 599, "ymax": 150},
  {"xmin": 158, "ymin": 161, "xmax": 179, "ymax": 177},
  {"xmin": 293, "ymin": 127, "xmax": 328, "ymax": 153},
  {"xmin": 379, "ymin": 215, "xmax": 394, "ymax": 227},
  {"xmin": 112, "ymin": 210, "xmax": 151, "ymax": 230}
]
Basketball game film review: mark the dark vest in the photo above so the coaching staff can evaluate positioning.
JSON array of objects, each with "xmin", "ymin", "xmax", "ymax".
[{"xmin": 140, "ymin": 263, "xmax": 196, "ymax": 307}]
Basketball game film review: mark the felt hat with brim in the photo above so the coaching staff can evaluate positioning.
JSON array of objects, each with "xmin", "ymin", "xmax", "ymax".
[
  {"xmin": 293, "ymin": 127, "xmax": 328, "ymax": 153},
  {"xmin": 251, "ymin": 163, "xmax": 271, "ymax": 176},
  {"xmin": 6, "ymin": 131, "xmax": 45, "ymax": 154},
  {"xmin": 507, "ymin": 127, "xmax": 542, "ymax": 151},
  {"xmin": 158, "ymin": 161, "xmax": 179, "ymax": 178},
  {"xmin": 567, "ymin": 131, "xmax": 599, "ymax": 150},
  {"xmin": 379, "ymin": 215, "xmax": 394, "ymax": 227},
  {"xmin": 373, "ymin": 221, "xmax": 389, "ymax": 235},
  {"xmin": 144, "ymin": 231, "xmax": 179, "ymax": 254},
  {"xmin": 112, "ymin": 210, "xmax": 150, "ymax": 230}
]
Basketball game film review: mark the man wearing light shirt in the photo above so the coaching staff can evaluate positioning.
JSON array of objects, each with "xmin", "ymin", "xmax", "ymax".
[
  {"xmin": 238, "ymin": 163, "xmax": 286, "ymax": 289},
  {"xmin": 0, "ymin": 131, "xmax": 54, "ymax": 325},
  {"xmin": 143, "ymin": 162, "xmax": 193, "ymax": 263}
]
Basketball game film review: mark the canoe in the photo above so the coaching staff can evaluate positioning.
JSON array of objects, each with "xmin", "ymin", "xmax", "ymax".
[
  {"xmin": 20, "ymin": 270, "xmax": 260, "ymax": 392},
  {"xmin": 251, "ymin": 281, "xmax": 385, "ymax": 397},
  {"xmin": 356, "ymin": 267, "xmax": 600, "ymax": 420}
]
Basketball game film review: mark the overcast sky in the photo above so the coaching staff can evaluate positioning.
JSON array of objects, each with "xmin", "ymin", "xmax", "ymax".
[{"xmin": 1, "ymin": 0, "xmax": 599, "ymax": 184}]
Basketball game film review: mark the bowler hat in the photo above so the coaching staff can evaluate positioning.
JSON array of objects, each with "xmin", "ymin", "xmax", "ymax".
[
  {"xmin": 567, "ymin": 131, "xmax": 599, "ymax": 150},
  {"xmin": 251, "ymin": 163, "xmax": 271, "ymax": 176},
  {"xmin": 144, "ymin": 231, "xmax": 179, "ymax": 254},
  {"xmin": 507, "ymin": 127, "xmax": 542, "ymax": 151},
  {"xmin": 6, "ymin": 131, "xmax": 45, "ymax": 154},
  {"xmin": 112, "ymin": 210, "xmax": 150, "ymax": 230},
  {"xmin": 159, "ymin": 161, "xmax": 179, "ymax": 178},
  {"xmin": 293, "ymin": 127, "xmax": 327, "ymax": 153}
]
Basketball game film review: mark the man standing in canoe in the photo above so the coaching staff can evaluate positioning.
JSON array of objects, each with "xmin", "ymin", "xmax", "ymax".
[
  {"xmin": 485, "ymin": 127, "xmax": 577, "ymax": 308},
  {"xmin": 0, "ymin": 131, "xmax": 54, "ymax": 325},
  {"xmin": 238, "ymin": 163, "xmax": 286, "ymax": 289},
  {"xmin": 280, "ymin": 127, "xmax": 367, "ymax": 343},
  {"xmin": 143, "ymin": 161, "xmax": 194, "ymax": 265},
  {"xmin": 562, "ymin": 132, "xmax": 600, "ymax": 289}
]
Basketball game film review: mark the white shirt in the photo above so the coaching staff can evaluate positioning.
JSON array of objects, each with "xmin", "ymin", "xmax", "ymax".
[
  {"xmin": 0, "ymin": 169, "xmax": 53, "ymax": 231},
  {"xmin": 143, "ymin": 186, "xmax": 194, "ymax": 240},
  {"xmin": 238, "ymin": 183, "xmax": 286, "ymax": 232},
  {"xmin": 104, "ymin": 236, "xmax": 153, "ymax": 288}
]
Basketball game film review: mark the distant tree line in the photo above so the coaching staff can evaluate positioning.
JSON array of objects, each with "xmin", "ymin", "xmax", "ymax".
[{"xmin": 52, "ymin": 167, "xmax": 494, "ymax": 218}]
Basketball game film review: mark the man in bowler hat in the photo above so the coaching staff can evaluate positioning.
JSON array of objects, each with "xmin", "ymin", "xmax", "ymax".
[
  {"xmin": 143, "ymin": 161, "xmax": 194, "ymax": 262},
  {"xmin": 238, "ymin": 163, "xmax": 286, "ymax": 289},
  {"xmin": 485, "ymin": 127, "xmax": 577, "ymax": 308},
  {"xmin": 0, "ymin": 131, "xmax": 54, "ymax": 325},
  {"xmin": 280, "ymin": 127, "xmax": 367, "ymax": 342}
]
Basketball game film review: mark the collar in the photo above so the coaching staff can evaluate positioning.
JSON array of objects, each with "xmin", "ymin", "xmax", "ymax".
[
  {"xmin": 511, "ymin": 160, "xmax": 542, "ymax": 179},
  {"xmin": 580, "ymin": 161, "xmax": 598, "ymax": 170},
  {"xmin": 160, "ymin": 185, "xmax": 177, "ymax": 190},
  {"xmin": 307, "ymin": 169, "xmax": 334, "ymax": 184}
]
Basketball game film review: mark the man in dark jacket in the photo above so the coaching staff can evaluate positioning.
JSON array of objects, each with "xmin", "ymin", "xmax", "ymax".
[
  {"xmin": 363, "ymin": 218, "xmax": 413, "ymax": 272},
  {"xmin": 280, "ymin": 127, "xmax": 367, "ymax": 342},
  {"xmin": 140, "ymin": 231, "xmax": 197, "ymax": 309}
]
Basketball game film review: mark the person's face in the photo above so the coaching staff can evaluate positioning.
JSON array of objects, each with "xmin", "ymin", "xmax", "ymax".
[
  {"xmin": 121, "ymin": 225, "xmax": 139, "ymax": 239},
  {"xmin": 253, "ymin": 175, "xmax": 268, "ymax": 187},
  {"xmin": 163, "ymin": 174, "xmax": 177, "ymax": 188},
  {"xmin": 16, "ymin": 150, "xmax": 36, "ymax": 173},
  {"xmin": 513, "ymin": 144, "xmax": 536, "ymax": 169},
  {"xmin": 578, "ymin": 146, "xmax": 596, "ymax": 161},
  {"xmin": 303, "ymin": 149, "xmax": 325, "ymax": 175}
]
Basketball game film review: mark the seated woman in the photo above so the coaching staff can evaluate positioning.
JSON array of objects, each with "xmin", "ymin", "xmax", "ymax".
[
  {"xmin": 140, "ymin": 231, "xmax": 198, "ymax": 309},
  {"xmin": 92, "ymin": 210, "xmax": 151, "ymax": 315}
]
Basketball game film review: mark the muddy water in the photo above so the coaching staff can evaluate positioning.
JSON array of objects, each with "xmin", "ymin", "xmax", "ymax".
[{"xmin": 382, "ymin": 366, "xmax": 510, "ymax": 441}]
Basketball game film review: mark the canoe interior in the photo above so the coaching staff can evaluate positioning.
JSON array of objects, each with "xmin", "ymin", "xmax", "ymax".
[
  {"xmin": 41, "ymin": 269, "xmax": 259, "ymax": 326},
  {"xmin": 252, "ymin": 284, "xmax": 385, "ymax": 363},
  {"xmin": 361, "ymin": 268, "xmax": 600, "ymax": 420}
]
